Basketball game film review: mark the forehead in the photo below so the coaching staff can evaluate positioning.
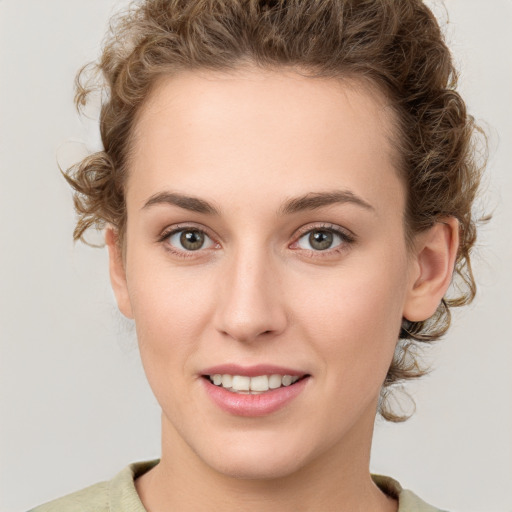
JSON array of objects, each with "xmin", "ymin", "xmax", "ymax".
[{"xmin": 127, "ymin": 67, "xmax": 403, "ymax": 213}]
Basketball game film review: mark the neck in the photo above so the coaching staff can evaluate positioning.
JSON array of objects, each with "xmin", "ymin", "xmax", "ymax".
[{"xmin": 135, "ymin": 409, "xmax": 397, "ymax": 512}]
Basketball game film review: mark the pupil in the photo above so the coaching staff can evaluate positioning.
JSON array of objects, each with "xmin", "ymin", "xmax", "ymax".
[
  {"xmin": 309, "ymin": 230, "xmax": 333, "ymax": 250},
  {"xmin": 180, "ymin": 230, "xmax": 204, "ymax": 250}
]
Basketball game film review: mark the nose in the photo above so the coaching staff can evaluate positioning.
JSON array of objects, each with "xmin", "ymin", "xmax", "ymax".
[{"xmin": 213, "ymin": 247, "xmax": 288, "ymax": 343}]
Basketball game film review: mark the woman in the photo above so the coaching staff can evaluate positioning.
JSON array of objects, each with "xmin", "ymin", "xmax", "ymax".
[{"xmin": 29, "ymin": 0, "xmax": 485, "ymax": 510}]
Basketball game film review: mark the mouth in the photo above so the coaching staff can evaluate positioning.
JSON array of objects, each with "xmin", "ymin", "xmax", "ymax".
[
  {"xmin": 203, "ymin": 373, "xmax": 309, "ymax": 394},
  {"xmin": 200, "ymin": 364, "xmax": 311, "ymax": 416}
]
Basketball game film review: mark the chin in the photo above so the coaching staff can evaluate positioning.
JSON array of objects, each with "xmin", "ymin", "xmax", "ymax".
[
  {"xmin": 193, "ymin": 430, "xmax": 318, "ymax": 481},
  {"xmin": 207, "ymin": 451, "xmax": 307, "ymax": 481}
]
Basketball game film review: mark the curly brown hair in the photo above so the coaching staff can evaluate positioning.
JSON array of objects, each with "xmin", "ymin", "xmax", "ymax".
[{"xmin": 66, "ymin": 0, "xmax": 485, "ymax": 421}]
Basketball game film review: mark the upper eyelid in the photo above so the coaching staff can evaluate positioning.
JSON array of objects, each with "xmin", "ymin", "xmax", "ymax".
[
  {"xmin": 292, "ymin": 223, "xmax": 356, "ymax": 241},
  {"xmin": 159, "ymin": 223, "xmax": 216, "ymax": 241}
]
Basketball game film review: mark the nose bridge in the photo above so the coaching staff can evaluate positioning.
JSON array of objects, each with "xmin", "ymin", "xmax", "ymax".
[{"xmin": 214, "ymin": 240, "xmax": 286, "ymax": 343}]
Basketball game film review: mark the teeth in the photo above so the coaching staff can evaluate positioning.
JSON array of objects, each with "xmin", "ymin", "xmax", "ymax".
[
  {"xmin": 209, "ymin": 374, "xmax": 301, "ymax": 393},
  {"xmin": 268, "ymin": 374, "xmax": 282, "ymax": 389},
  {"xmin": 232, "ymin": 375, "xmax": 250, "ymax": 391},
  {"xmin": 282, "ymin": 375, "xmax": 293, "ymax": 386},
  {"xmin": 250, "ymin": 375, "xmax": 269, "ymax": 392},
  {"xmin": 221, "ymin": 374, "xmax": 233, "ymax": 388}
]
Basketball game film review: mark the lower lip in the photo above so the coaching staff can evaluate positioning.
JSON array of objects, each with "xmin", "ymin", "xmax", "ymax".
[{"xmin": 203, "ymin": 377, "xmax": 309, "ymax": 417}]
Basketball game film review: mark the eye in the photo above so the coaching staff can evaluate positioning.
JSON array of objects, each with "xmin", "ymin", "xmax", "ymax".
[
  {"xmin": 167, "ymin": 229, "xmax": 215, "ymax": 251},
  {"xmin": 296, "ymin": 228, "xmax": 346, "ymax": 251}
]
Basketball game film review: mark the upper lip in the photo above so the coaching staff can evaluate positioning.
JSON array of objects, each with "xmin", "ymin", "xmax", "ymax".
[{"xmin": 201, "ymin": 364, "xmax": 308, "ymax": 377}]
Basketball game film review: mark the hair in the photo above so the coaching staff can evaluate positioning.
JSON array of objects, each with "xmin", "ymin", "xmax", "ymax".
[{"xmin": 66, "ymin": 0, "xmax": 486, "ymax": 421}]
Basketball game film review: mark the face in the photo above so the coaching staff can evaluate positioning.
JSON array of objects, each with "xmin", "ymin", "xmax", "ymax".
[{"xmin": 110, "ymin": 68, "xmax": 423, "ymax": 479}]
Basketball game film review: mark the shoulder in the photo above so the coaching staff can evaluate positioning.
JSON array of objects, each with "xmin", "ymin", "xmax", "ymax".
[
  {"xmin": 27, "ymin": 481, "xmax": 109, "ymax": 512},
  {"xmin": 372, "ymin": 474, "xmax": 449, "ymax": 512},
  {"xmin": 28, "ymin": 460, "xmax": 159, "ymax": 512}
]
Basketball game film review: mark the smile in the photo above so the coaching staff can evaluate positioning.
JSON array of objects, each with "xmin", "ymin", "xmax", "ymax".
[
  {"xmin": 206, "ymin": 374, "xmax": 302, "ymax": 394},
  {"xmin": 201, "ymin": 366, "xmax": 310, "ymax": 416}
]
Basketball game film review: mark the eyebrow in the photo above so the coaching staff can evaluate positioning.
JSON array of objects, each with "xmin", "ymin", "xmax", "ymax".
[
  {"xmin": 141, "ymin": 189, "xmax": 375, "ymax": 216},
  {"xmin": 142, "ymin": 192, "xmax": 220, "ymax": 215},
  {"xmin": 280, "ymin": 190, "xmax": 375, "ymax": 215}
]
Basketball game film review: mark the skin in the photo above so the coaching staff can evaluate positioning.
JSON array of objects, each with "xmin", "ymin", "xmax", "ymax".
[{"xmin": 106, "ymin": 67, "xmax": 459, "ymax": 512}]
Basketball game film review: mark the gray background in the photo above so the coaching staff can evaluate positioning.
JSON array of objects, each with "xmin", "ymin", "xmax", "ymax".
[{"xmin": 1, "ymin": 1, "xmax": 511, "ymax": 511}]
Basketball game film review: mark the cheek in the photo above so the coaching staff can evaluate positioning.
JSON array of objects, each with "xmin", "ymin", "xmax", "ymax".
[
  {"xmin": 125, "ymin": 258, "xmax": 217, "ymax": 381},
  {"xmin": 125, "ymin": 269, "xmax": 215, "ymax": 426},
  {"xmin": 128, "ymin": 246, "xmax": 213, "ymax": 324},
  {"xmin": 296, "ymin": 260, "xmax": 406, "ymax": 332},
  {"xmin": 289, "ymin": 255, "xmax": 408, "ymax": 385}
]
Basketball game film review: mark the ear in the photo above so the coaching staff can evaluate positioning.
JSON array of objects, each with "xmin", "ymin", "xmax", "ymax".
[
  {"xmin": 403, "ymin": 217, "xmax": 459, "ymax": 322},
  {"xmin": 105, "ymin": 227, "xmax": 134, "ymax": 319}
]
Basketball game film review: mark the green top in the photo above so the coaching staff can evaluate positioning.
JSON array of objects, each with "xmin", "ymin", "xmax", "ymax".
[{"xmin": 29, "ymin": 460, "xmax": 447, "ymax": 512}]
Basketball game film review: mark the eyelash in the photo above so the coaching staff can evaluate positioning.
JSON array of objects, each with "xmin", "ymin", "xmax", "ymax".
[
  {"xmin": 157, "ymin": 224, "xmax": 218, "ymax": 259},
  {"xmin": 290, "ymin": 223, "xmax": 356, "ymax": 257},
  {"xmin": 157, "ymin": 223, "xmax": 356, "ymax": 259}
]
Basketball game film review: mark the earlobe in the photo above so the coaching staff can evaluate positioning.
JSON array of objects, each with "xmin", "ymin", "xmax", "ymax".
[
  {"xmin": 403, "ymin": 217, "xmax": 459, "ymax": 322},
  {"xmin": 105, "ymin": 227, "xmax": 134, "ymax": 319}
]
